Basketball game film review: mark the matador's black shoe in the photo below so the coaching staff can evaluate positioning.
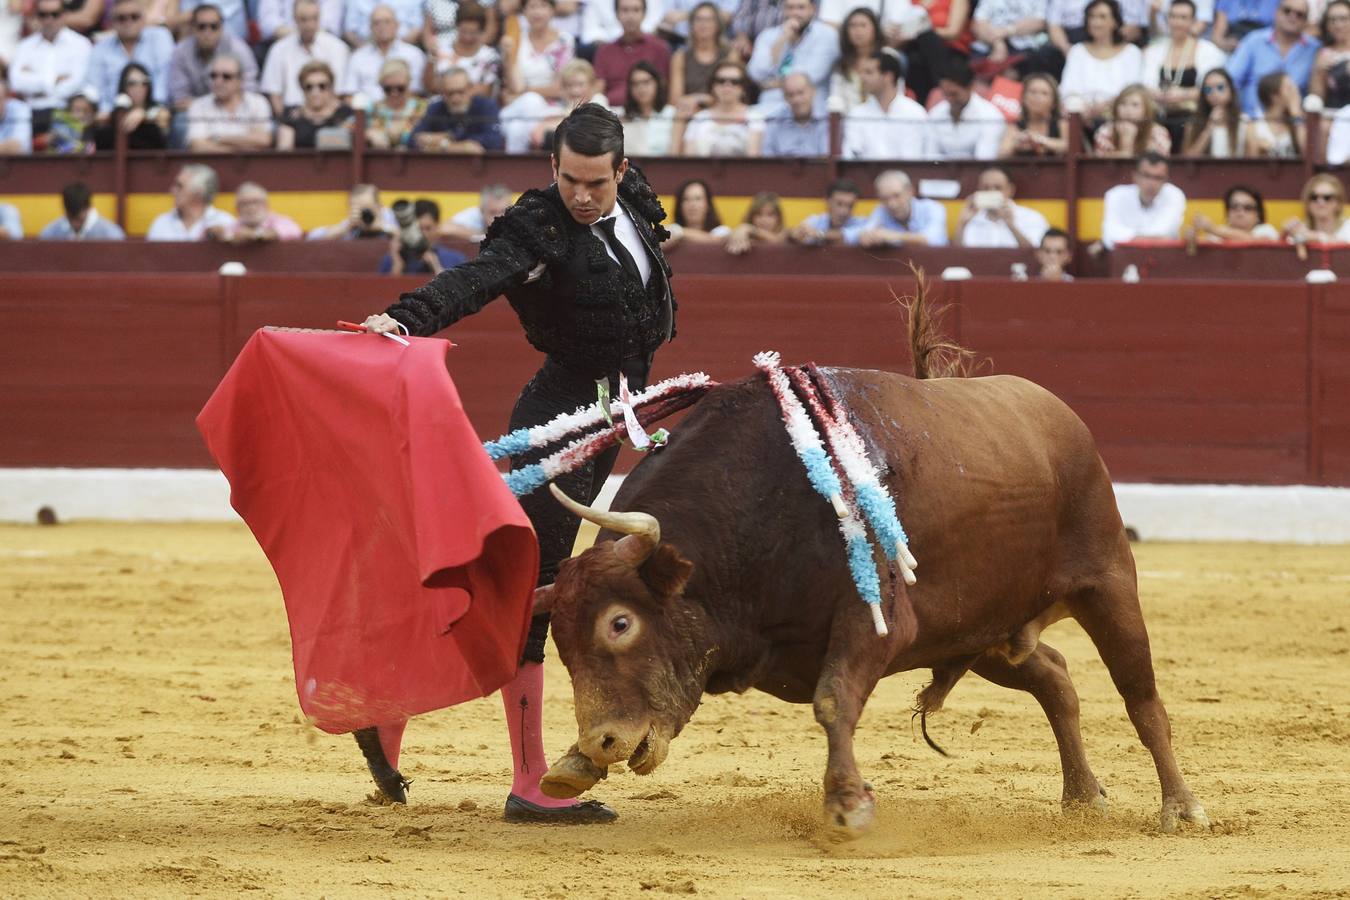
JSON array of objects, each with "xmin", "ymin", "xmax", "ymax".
[
  {"xmin": 353, "ymin": 727, "xmax": 411, "ymax": 804},
  {"xmin": 503, "ymin": 794, "xmax": 618, "ymax": 824}
]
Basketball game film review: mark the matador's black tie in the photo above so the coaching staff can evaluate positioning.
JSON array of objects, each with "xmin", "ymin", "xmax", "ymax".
[{"xmin": 595, "ymin": 216, "xmax": 644, "ymax": 284}]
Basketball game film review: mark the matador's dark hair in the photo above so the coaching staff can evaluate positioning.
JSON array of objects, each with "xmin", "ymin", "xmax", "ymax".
[{"xmin": 553, "ymin": 103, "xmax": 626, "ymax": 170}]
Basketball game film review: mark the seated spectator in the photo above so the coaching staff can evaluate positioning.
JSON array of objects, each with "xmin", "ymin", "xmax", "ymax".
[
  {"xmin": 277, "ymin": 61, "xmax": 354, "ymax": 149},
  {"xmin": 1050, "ymin": 0, "xmax": 1149, "ymax": 56},
  {"xmin": 525, "ymin": 59, "xmax": 608, "ymax": 150},
  {"xmin": 45, "ymin": 92, "xmax": 98, "ymax": 153},
  {"xmin": 1036, "ymin": 227, "xmax": 1074, "ymax": 280},
  {"xmin": 829, "ymin": 7, "xmax": 882, "ymax": 115},
  {"xmin": 622, "ymin": 61, "xmax": 677, "ymax": 157},
  {"xmin": 1282, "ymin": 172, "xmax": 1350, "ymax": 242},
  {"xmin": 900, "ymin": 0, "xmax": 975, "ymax": 107},
  {"xmin": 790, "ymin": 177, "xmax": 863, "ymax": 245},
  {"xmin": 1228, "ymin": 0, "xmax": 1321, "ymax": 116},
  {"xmin": 308, "ymin": 183, "xmax": 398, "ymax": 240},
  {"xmin": 1249, "ymin": 71, "xmax": 1305, "ymax": 155},
  {"xmin": 841, "ymin": 49, "xmax": 928, "ymax": 159},
  {"xmin": 594, "ymin": 0, "xmax": 672, "ymax": 107},
  {"xmin": 39, "ymin": 181, "xmax": 127, "ymax": 240},
  {"xmin": 925, "ymin": 57, "xmax": 1005, "ymax": 160},
  {"xmin": 726, "ymin": 191, "xmax": 790, "ymax": 255},
  {"xmin": 499, "ymin": 0, "xmax": 575, "ymax": 106},
  {"xmin": 413, "ymin": 66, "xmax": 505, "ymax": 152},
  {"xmin": 1187, "ymin": 184, "xmax": 1281, "ymax": 241},
  {"xmin": 91, "ymin": 62, "xmax": 171, "ymax": 150},
  {"xmin": 1059, "ymin": 0, "xmax": 1145, "ymax": 124},
  {"xmin": 1182, "ymin": 68, "xmax": 1249, "ymax": 155},
  {"xmin": 1094, "ymin": 84, "xmax": 1174, "ymax": 157},
  {"xmin": 168, "ymin": 4, "xmax": 259, "ymax": 117},
  {"xmin": 956, "ymin": 166, "xmax": 1051, "ymax": 247},
  {"xmin": 666, "ymin": 177, "xmax": 731, "ymax": 245},
  {"xmin": 86, "ymin": 0, "xmax": 174, "ymax": 118},
  {"xmin": 428, "ymin": 2, "xmax": 502, "ymax": 99},
  {"xmin": 256, "ymin": 0, "xmax": 345, "ymax": 43},
  {"xmin": 1325, "ymin": 97, "xmax": 1350, "ymax": 160},
  {"xmin": 654, "ymin": 0, "xmax": 735, "ymax": 43},
  {"xmin": 669, "ymin": 2, "xmax": 741, "ymax": 118},
  {"xmin": 261, "ymin": 0, "xmax": 351, "ymax": 117},
  {"xmin": 675, "ymin": 61, "xmax": 765, "ymax": 156},
  {"xmin": 746, "ymin": 0, "xmax": 839, "ymax": 114},
  {"xmin": 1310, "ymin": 0, "xmax": 1350, "ymax": 108},
  {"xmin": 180, "ymin": 0, "xmax": 249, "ymax": 43},
  {"xmin": 0, "ymin": 202, "xmax": 21, "ymax": 239},
  {"xmin": 365, "ymin": 59, "xmax": 427, "ymax": 149},
  {"xmin": 146, "ymin": 163, "xmax": 236, "ymax": 240},
  {"xmin": 730, "ymin": 0, "xmax": 784, "ymax": 59},
  {"xmin": 1213, "ymin": 0, "xmax": 1281, "ymax": 53},
  {"xmin": 1142, "ymin": 1, "xmax": 1229, "ymax": 142},
  {"xmin": 341, "ymin": 4, "xmax": 426, "ymax": 102},
  {"xmin": 345, "ymin": 0, "xmax": 424, "ymax": 47},
  {"xmin": 1000, "ymin": 71, "xmax": 1067, "ymax": 157},
  {"xmin": 762, "ymin": 72, "xmax": 829, "ymax": 156},
  {"xmin": 845, "ymin": 169, "xmax": 948, "ymax": 247},
  {"xmin": 442, "ymin": 183, "xmax": 514, "ymax": 241},
  {"xmin": 1099, "ymin": 151, "xmax": 1187, "ymax": 249},
  {"xmin": 380, "ymin": 198, "xmax": 469, "ymax": 274},
  {"xmin": 581, "ymin": 0, "xmax": 664, "ymax": 44},
  {"xmin": 9, "ymin": 0, "xmax": 93, "ymax": 134},
  {"xmin": 971, "ymin": 0, "xmax": 1064, "ymax": 81},
  {"xmin": 0, "ymin": 67, "xmax": 34, "ymax": 154},
  {"xmin": 188, "ymin": 53, "xmax": 274, "ymax": 151},
  {"xmin": 217, "ymin": 181, "xmax": 304, "ymax": 242}
]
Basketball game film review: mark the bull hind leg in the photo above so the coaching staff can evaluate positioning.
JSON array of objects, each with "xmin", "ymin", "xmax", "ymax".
[
  {"xmin": 972, "ymin": 643, "xmax": 1107, "ymax": 812},
  {"xmin": 1068, "ymin": 578, "xmax": 1210, "ymax": 833}
]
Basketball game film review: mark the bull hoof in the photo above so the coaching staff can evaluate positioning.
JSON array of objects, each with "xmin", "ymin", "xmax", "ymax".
[
  {"xmin": 1064, "ymin": 786, "xmax": 1109, "ymax": 817},
  {"xmin": 540, "ymin": 747, "xmax": 607, "ymax": 800},
  {"xmin": 1160, "ymin": 797, "xmax": 1211, "ymax": 833},
  {"xmin": 823, "ymin": 782, "xmax": 876, "ymax": 841}
]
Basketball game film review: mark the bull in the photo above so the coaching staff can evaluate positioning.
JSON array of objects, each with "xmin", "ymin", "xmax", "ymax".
[{"xmin": 532, "ymin": 299, "xmax": 1210, "ymax": 839}]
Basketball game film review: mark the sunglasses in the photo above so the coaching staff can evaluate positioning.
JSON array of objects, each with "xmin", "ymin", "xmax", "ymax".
[
  {"xmin": 713, "ymin": 76, "xmax": 742, "ymax": 85},
  {"xmin": 1227, "ymin": 202, "xmax": 1258, "ymax": 212},
  {"xmin": 37, "ymin": 9, "xmax": 62, "ymax": 18},
  {"xmin": 210, "ymin": 71, "xmax": 238, "ymax": 80},
  {"xmin": 381, "ymin": 84, "xmax": 408, "ymax": 93},
  {"xmin": 195, "ymin": 20, "xmax": 221, "ymax": 30},
  {"xmin": 1279, "ymin": 5, "xmax": 1307, "ymax": 17},
  {"xmin": 303, "ymin": 81, "xmax": 331, "ymax": 92},
  {"xmin": 114, "ymin": 12, "xmax": 142, "ymax": 22},
  {"xmin": 1202, "ymin": 83, "xmax": 1228, "ymax": 94},
  {"xmin": 1310, "ymin": 192, "xmax": 1339, "ymax": 202},
  {"xmin": 124, "ymin": 77, "xmax": 150, "ymax": 87}
]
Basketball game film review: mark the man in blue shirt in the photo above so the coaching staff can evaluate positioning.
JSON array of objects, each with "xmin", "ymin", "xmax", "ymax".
[
  {"xmin": 791, "ymin": 177, "xmax": 863, "ymax": 245},
  {"xmin": 1227, "ymin": 0, "xmax": 1321, "ymax": 116},
  {"xmin": 761, "ymin": 73, "xmax": 829, "ymax": 157},
  {"xmin": 1213, "ymin": 0, "xmax": 1281, "ymax": 52},
  {"xmin": 38, "ymin": 182, "xmax": 127, "ymax": 241},
  {"xmin": 379, "ymin": 199, "xmax": 469, "ymax": 275},
  {"xmin": 845, "ymin": 170, "xmax": 949, "ymax": 248},
  {"xmin": 86, "ymin": 0, "xmax": 175, "ymax": 113},
  {"xmin": 745, "ymin": 0, "xmax": 838, "ymax": 115},
  {"xmin": 179, "ymin": 0, "xmax": 249, "ymax": 43}
]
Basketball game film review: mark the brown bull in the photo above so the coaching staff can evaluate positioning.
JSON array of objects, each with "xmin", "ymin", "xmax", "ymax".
[{"xmin": 533, "ymin": 309, "xmax": 1209, "ymax": 840}]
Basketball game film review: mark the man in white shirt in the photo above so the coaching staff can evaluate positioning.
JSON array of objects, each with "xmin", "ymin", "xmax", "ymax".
[
  {"xmin": 745, "ymin": 0, "xmax": 838, "ymax": 114},
  {"xmin": 8, "ymin": 0, "xmax": 92, "ymax": 130},
  {"xmin": 1100, "ymin": 152, "xmax": 1187, "ymax": 250},
  {"xmin": 261, "ymin": 0, "xmax": 351, "ymax": 115},
  {"xmin": 146, "ymin": 163, "xmax": 237, "ymax": 240},
  {"xmin": 187, "ymin": 53, "xmax": 274, "ymax": 152},
  {"xmin": 340, "ymin": 4, "xmax": 426, "ymax": 102},
  {"xmin": 842, "ymin": 49, "xmax": 929, "ymax": 160},
  {"xmin": 442, "ymin": 183, "xmax": 514, "ymax": 242},
  {"xmin": 924, "ymin": 57, "xmax": 1006, "ymax": 160},
  {"xmin": 1325, "ymin": 103, "xmax": 1350, "ymax": 165},
  {"xmin": 957, "ymin": 166, "xmax": 1051, "ymax": 248}
]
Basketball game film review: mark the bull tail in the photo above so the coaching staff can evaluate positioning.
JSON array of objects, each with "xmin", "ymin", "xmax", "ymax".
[
  {"xmin": 910, "ymin": 659, "xmax": 977, "ymax": 758},
  {"xmin": 899, "ymin": 264, "xmax": 982, "ymax": 380}
]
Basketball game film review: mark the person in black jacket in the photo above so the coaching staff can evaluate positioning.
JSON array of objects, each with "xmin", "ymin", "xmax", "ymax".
[{"xmin": 359, "ymin": 102, "xmax": 676, "ymax": 825}]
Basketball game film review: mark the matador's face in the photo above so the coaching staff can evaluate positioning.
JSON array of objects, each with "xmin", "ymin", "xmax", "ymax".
[{"xmin": 552, "ymin": 145, "xmax": 629, "ymax": 226}]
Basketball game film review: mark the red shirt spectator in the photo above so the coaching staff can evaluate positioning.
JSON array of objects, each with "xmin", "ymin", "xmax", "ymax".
[{"xmin": 594, "ymin": 0, "xmax": 672, "ymax": 106}]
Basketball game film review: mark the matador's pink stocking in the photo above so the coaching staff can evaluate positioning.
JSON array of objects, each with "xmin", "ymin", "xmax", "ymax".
[{"xmin": 501, "ymin": 661, "xmax": 573, "ymax": 808}]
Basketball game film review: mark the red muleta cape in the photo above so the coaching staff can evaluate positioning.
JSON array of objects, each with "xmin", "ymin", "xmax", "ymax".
[{"xmin": 196, "ymin": 328, "xmax": 538, "ymax": 734}]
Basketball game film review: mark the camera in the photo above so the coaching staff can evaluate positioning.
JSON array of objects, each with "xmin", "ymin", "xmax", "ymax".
[
  {"xmin": 392, "ymin": 199, "xmax": 429, "ymax": 262},
  {"xmin": 973, "ymin": 190, "xmax": 1005, "ymax": 211}
]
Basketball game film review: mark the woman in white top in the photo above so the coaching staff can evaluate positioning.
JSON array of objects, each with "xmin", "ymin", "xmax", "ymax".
[
  {"xmin": 1249, "ymin": 72, "xmax": 1304, "ymax": 158},
  {"xmin": 1182, "ymin": 68, "xmax": 1248, "ymax": 156},
  {"xmin": 829, "ymin": 8, "xmax": 883, "ymax": 116},
  {"xmin": 622, "ymin": 61, "xmax": 676, "ymax": 157},
  {"xmin": 499, "ymin": 0, "xmax": 574, "ymax": 105},
  {"xmin": 1059, "ymin": 0, "xmax": 1145, "ymax": 122},
  {"xmin": 674, "ymin": 61, "xmax": 764, "ymax": 157},
  {"xmin": 665, "ymin": 178, "xmax": 731, "ymax": 248},
  {"xmin": 1284, "ymin": 173, "xmax": 1350, "ymax": 243}
]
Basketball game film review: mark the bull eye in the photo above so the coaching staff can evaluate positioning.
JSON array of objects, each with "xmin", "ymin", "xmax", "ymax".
[{"xmin": 611, "ymin": 615, "xmax": 630, "ymax": 635}]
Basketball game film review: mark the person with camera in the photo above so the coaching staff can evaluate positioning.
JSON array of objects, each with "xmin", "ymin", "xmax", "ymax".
[
  {"xmin": 378, "ymin": 198, "xmax": 468, "ymax": 274},
  {"xmin": 306, "ymin": 182, "xmax": 396, "ymax": 240},
  {"xmin": 955, "ymin": 166, "xmax": 1050, "ymax": 248},
  {"xmin": 358, "ymin": 103, "xmax": 676, "ymax": 826}
]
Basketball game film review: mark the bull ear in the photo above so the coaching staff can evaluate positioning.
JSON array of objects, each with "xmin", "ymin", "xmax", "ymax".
[
  {"xmin": 638, "ymin": 543, "xmax": 694, "ymax": 599},
  {"xmin": 532, "ymin": 584, "xmax": 555, "ymax": 616}
]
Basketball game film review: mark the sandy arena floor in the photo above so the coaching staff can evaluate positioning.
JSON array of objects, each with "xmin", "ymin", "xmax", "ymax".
[{"xmin": 1, "ymin": 522, "xmax": 1347, "ymax": 898}]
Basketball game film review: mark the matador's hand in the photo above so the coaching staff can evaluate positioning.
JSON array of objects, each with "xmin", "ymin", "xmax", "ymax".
[{"xmin": 362, "ymin": 313, "xmax": 403, "ymax": 335}]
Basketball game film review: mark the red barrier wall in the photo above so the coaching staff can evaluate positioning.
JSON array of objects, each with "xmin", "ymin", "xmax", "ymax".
[{"xmin": 2, "ymin": 273, "xmax": 1346, "ymax": 486}]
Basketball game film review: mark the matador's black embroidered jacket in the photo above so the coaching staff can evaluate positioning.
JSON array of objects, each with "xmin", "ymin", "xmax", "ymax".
[{"xmin": 383, "ymin": 166, "xmax": 676, "ymax": 379}]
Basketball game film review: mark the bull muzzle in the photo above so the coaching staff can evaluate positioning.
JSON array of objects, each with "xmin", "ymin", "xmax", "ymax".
[{"xmin": 578, "ymin": 721, "xmax": 670, "ymax": 775}]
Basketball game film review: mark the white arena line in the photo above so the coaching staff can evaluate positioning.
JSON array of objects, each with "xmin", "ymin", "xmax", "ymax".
[{"xmin": 1, "ymin": 469, "xmax": 1348, "ymax": 544}]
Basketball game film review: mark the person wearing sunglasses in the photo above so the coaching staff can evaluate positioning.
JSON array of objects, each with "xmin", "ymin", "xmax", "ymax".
[
  {"xmin": 411, "ymin": 65, "xmax": 504, "ymax": 152},
  {"xmin": 186, "ymin": 52, "xmax": 273, "ymax": 151},
  {"xmin": 1187, "ymin": 185, "xmax": 1281, "ymax": 242},
  {"xmin": 1227, "ymin": 0, "xmax": 1323, "ymax": 117},
  {"xmin": 1283, "ymin": 173, "xmax": 1350, "ymax": 242},
  {"xmin": 85, "ymin": 0, "xmax": 173, "ymax": 119},
  {"xmin": 674, "ymin": 60, "xmax": 764, "ymax": 156},
  {"xmin": 259, "ymin": 0, "xmax": 350, "ymax": 116},
  {"xmin": 1182, "ymin": 68, "xmax": 1250, "ymax": 156},
  {"xmin": 167, "ymin": 4, "xmax": 259, "ymax": 115},
  {"xmin": 364, "ymin": 58, "xmax": 427, "ymax": 149},
  {"xmin": 90, "ymin": 60, "xmax": 170, "ymax": 149},
  {"xmin": 276, "ymin": 59, "xmax": 353, "ymax": 149},
  {"xmin": 341, "ymin": 3, "xmax": 425, "ymax": 102},
  {"xmin": 8, "ymin": 0, "xmax": 92, "ymax": 134}
]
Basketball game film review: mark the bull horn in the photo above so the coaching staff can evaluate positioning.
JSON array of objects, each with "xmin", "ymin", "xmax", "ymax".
[{"xmin": 548, "ymin": 483, "xmax": 661, "ymax": 566}]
